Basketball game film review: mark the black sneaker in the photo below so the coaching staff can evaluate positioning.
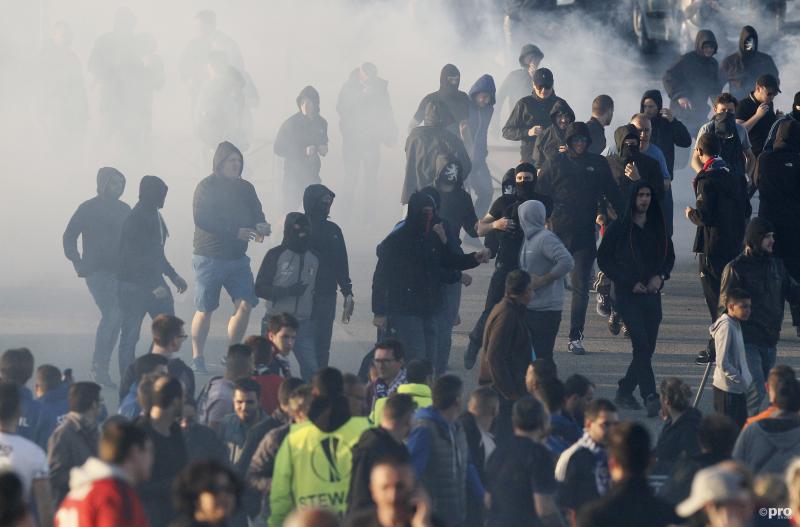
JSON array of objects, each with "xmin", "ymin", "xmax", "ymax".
[
  {"xmin": 568, "ymin": 335, "xmax": 586, "ymax": 355},
  {"xmin": 91, "ymin": 369, "xmax": 117, "ymax": 389},
  {"xmin": 464, "ymin": 340, "xmax": 480, "ymax": 370},
  {"xmin": 614, "ymin": 392, "xmax": 642, "ymax": 410},
  {"xmin": 695, "ymin": 349, "xmax": 713, "ymax": 365},
  {"xmin": 645, "ymin": 393, "xmax": 661, "ymax": 418},
  {"xmin": 608, "ymin": 312, "xmax": 622, "ymax": 336},
  {"xmin": 596, "ymin": 294, "xmax": 611, "ymax": 317}
]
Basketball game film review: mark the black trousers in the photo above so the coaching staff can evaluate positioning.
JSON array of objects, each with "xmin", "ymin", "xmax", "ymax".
[
  {"xmin": 713, "ymin": 387, "xmax": 748, "ymax": 429},
  {"xmin": 524, "ymin": 310, "xmax": 562, "ymax": 365},
  {"xmin": 311, "ymin": 292, "xmax": 337, "ymax": 369},
  {"xmin": 469, "ymin": 265, "xmax": 512, "ymax": 347},
  {"xmin": 615, "ymin": 290, "xmax": 662, "ymax": 400}
]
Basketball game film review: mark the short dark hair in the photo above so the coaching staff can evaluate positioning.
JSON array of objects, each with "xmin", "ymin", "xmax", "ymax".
[
  {"xmin": 697, "ymin": 133, "xmax": 721, "ymax": 157},
  {"xmin": 100, "ymin": 421, "xmax": 150, "ymax": 465},
  {"xmin": 505, "ymin": 269, "xmax": 531, "ymax": 297},
  {"xmin": 373, "ymin": 339, "xmax": 405, "ymax": 362},
  {"xmin": 715, "ymin": 92, "xmax": 738, "ymax": 108},
  {"xmin": 775, "ymin": 377, "xmax": 800, "ymax": 412},
  {"xmin": 0, "ymin": 348, "xmax": 34, "ymax": 385},
  {"xmin": 608, "ymin": 422, "xmax": 651, "ymax": 477},
  {"xmin": 512, "ymin": 396, "xmax": 549, "ymax": 432},
  {"xmin": 768, "ymin": 365, "xmax": 796, "ymax": 393},
  {"xmin": 226, "ymin": 344, "xmax": 253, "ymax": 379},
  {"xmin": 312, "ymin": 367, "xmax": 344, "ymax": 398},
  {"xmin": 243, "ymin": 335, "xmax": 272, "ymax": 366},
  {"xmin": 532, "ymin": 359, "xmax": 558, "ymax": 383},
  {"xmin": 68, "ymin": 382, "xmax": 101, "ymax": 413},
  {"xmin": 0, "ymin": 381, "xmax": 21, "ymax": 422},
  {"xmin": 660, "ymin": 377, "xmax": 692, "ymax": 413},
  {"xmin": 469, "ymin": 386, "xmax": 499, "ymax": 415},
  {"xmin": 726, "ymin": 288, "xmax": 751, "ymax": 303},
  {"xmin": 151, "ymin": 315, "xmax": 185, "ymax": 347},
  {"xmin": 536, "ymin": 378, "xmax": 565, "ymax": 413},
  {"xmin": 173, "ymin": 460, "xmax": 242, "ymax": 517},
  {"xmin": 698, "ymin": 413, "xmax": 738, "ymax": 456},
  {"xmin": 134, "ymin": 353, "xmax": 169, "ymax": 381},
  {"xmin": 585, "ymin": 398, "xmax": 617, "ymax": 421},
  {"xmin": 234, "ymin": 378, "xmax": 261, "ymax": 398},
  {"xmin": 35, "ymin": 365, "xmax": 62, "ymax": 393},
  {"xmin": 288, "ymin": 385, "xmax": 313, "ymax": 415},
  {"xmin": 565, "ymin": 374, "xmax": 594, "ymax": 399},
  {"xmin": 383, "ymin": 393, "xmax": 416, "ymax": 422},
  {"xmin": 151, "ymin": 376, "xmax": 183, "ymax": 409},
  {"xmin": 0, "ymin": 472, "xmax": 28, "ymax": 526},
  {"xmin": 266, "ymin": 313, "xmax": 299, "ymax": 335},
  {"xmin": 405, "ymin": 359, "xmax": 432, "ymax": 384},
  {"xmin": 277, "ymin": 377, "xmax": 305, "ymax": 407},
  {"xmin": 432, "ymin": 374, "xmax": 463, "ymax": 411},
  {"xmin": 592, "ymin": 94, "xmax": 614, "ymax": 114}
]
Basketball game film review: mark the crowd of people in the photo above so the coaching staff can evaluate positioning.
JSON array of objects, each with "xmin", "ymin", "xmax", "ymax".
[{"xmin": 6, "ymin": 2, "xmax": 800, "ymax": 527}]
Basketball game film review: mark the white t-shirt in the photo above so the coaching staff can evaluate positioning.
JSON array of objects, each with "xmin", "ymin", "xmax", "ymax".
[{"xmin": 0, "ymin": 432, "xmax": 49, "ymax": 498}]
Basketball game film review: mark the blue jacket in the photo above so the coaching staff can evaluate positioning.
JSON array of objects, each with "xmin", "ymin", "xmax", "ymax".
[
  {"xmin": 18, "ymin": 386, "xmax": 41, "ymax": 442},
  {"xmin": 33, "ymin": 384, "xmax": 69, "ymax": 448},
  {"xmin": 466, "ymin": 75, "xmax": 496, "ymax": 164},
  {"xmin": 118, "ymin": 382, "xmax": 141, "ymax": 419}
]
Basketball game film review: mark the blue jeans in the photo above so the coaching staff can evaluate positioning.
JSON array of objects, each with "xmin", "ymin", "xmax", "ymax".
[
  {"xmin": 745, "ymin": 343, "xmax": 777, "ymax": 414},
  {"xmin": 434, "ymin": 282, "xmax": 462, "ymax": 376},
  {"xmin": 85, "ymin": 270, "xmax": 122, "ymax": 372},
  {"xmin": 293, "ymin": 319, "xmax": 318, "ymax": 382},
  {"xmin": 386, "ymin": 314, "xmax": 437, "ymax": 362},
  {"xmin": 118, "ymin": 279, "xmax": 174, "ymax": 378}
]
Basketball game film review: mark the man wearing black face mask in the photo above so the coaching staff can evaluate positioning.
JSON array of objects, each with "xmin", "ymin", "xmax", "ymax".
[
  {"xmin": 63, "ymin": 167, "xmax": 131, "ymax": 387},
  {"xmin": 411, "ymin": 64, "xmax": 471, "ymax": 135},
  {"xmin": 605, "ymin": 124, "xmax": 664, "ymax": 205},
  {"xmin": 720, "ymin": 26, "xmax": 779, "ymax": 102},
  {"xmin": 691, "ymin": 94, "xmax": 755, "ymax": 185},
  {"xmin": 118, "ymin": 176, "xmax": 188, "ymax": 380},
  {"xmin": 256, "ymin": 213, "xmax": 319, "ymax": 381},
  {"xmin": 302, "ymin": 184, "xmax": 353, "ymax": 371},
  {"xmin": 372, "ymin": 192, "xmax": 488, "ymax": 362}
]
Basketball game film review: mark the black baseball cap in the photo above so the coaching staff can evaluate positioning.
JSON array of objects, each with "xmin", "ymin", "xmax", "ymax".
[
  {"xmin": 533, "ymin": 68, "xmax": 554, "ymax": 89},
  {"xmin": 756, "ymin": 74, "xmax": 781, "ymax": 93}
]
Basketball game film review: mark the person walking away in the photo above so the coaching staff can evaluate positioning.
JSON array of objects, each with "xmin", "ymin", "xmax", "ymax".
[{"xmin": 712, "ymin": 289, "xmax": 754, "ymax": 428}]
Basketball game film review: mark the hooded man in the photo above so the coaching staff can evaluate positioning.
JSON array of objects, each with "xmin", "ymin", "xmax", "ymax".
[
  {"xmin": 117, "ymin": 175, "xmax": 187, "ymax": 380},
  {"xmin": 503, "ymin": 68, "xmax": 570, "ymax": 164},
  {"xmin": 495, "ymin": 44, "xmax": 544, "ymax": 133},
  {"xmin": 640, "ymin": 89, "xmax": 692, "ymax": 178},
  {"xmin": 274, "ymin": 85, "xmax": 328, "ymax": 212},
  {"xmin": 533, "ymin": 99, "xmax": 576, "ymax": 169},
  {"xmin": 191, "ymin": 141, "xmax": 268, "ymax": 374},
  {"xmin": 537, "ymin": 122, "xmax": 623, "ymax": 355},
  {"xmin": 464, "ymin": 74, "xmax": 496, "ymax": 219},
  {"xmin": 63, "ymin": 168, "xmax": 131, "ymax": 387},
  {"xmin": 719, "ymin": 218, "xmax": 800, "ymax": 413},
  {"xmin": 606, "ymin": 124, "xmax": 664, "ymax": 205},
  {"xmin": 255, "ymin": 213, "xmax": 319, "ymax": 381},
  {"xmin": 597, "ymin": 181, "xmax": 675, "ymax": 416},
  {"xmin": 764, "ymin": 91, "xmax": 800, "ymax": 153},
  {"xmin": 662, "ymin": 29, "xmax": 724, "ymax": 133},
  {"xmin": 303, "ymin": 184, "xmax": 353, "ymax": 371},
  {"xmin": 402, "ymin": 100, "xmax": 471, "ymax": 204},
  {"xmin": 411, "ymin": 64, "xmax": 471, "ymax": 134},
  {"xmin": 372, "ymin": 192, "xmax": 487, "ymax": 362},
  {"xmin": 720, "ymin": 26, "xmax": 780, "ymax": 101}
]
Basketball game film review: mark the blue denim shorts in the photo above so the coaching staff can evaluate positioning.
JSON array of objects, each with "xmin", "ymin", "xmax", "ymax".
[{"xmin": 193, "ymin": 255, "xmax": 258, "ymax": 312}]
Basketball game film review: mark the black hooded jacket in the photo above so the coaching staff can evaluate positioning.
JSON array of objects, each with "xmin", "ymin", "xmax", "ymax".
[
  {"xmin": 347, "ymin": 427, "xmax": 409, "ymax": 512},
  {"xmin": 303, "ymin": 184, "xmax": 353, "ymax": 298},
  {"xmin": 757, "ymin": 121, "xmax": 800, "ymax": 259},
  {"xmin": 639, "ymin": 90, "xmax": 692, "ymax": 177},
  {"xmin": 193, "ymin": 141, "xmax": 266, "ymax": 260},
  {"xmin": 495, "ymin": 44, "xmax": 543, "ymax": 124},
  {"xmin": 118, "ymin": 176, "xmax": 179, "ymax": 288},
  {"xmin": 597, "ymin": 180, "xmax": 675, "ymax": 294},
  {"xmin": 503, "ymin": 91, "xmax": 569, "ymax": 164},
  {"xmin": 606, "ymin": 124, "xmax": 665, "ymax": 204},
  {"xmin": 586, "ymin": 117, "xmax": 607, "ymax": 156},
  {"xmin": 412, "ymin": 64, "xmax": 471, "ymax": 131},
  {"xmin": 720, "ymin": 26, "xmax": 780, "ymax": 100},
  {"xmin": 403, "ymin": 100, "xmax": 471, "ymax": 204},
  {"xmin": 533, "ymin": 99, "xmax": 575, "ymax": 169},
  {"xmin": 719, "ymin": 218, "xmax": 800, "ymax": 347},
  {"xmin": 372, "ymin": 192, "xmax": 479, "ymax": 317},
  {"xmin": 662, "ymin": 30, "xmax": 723, "ymax": 124},
  {"xmin": 274, "ymin": 86, "xmax": 328, "ymax": 181},
  {"xmin": 537, "ymin": 122, "xmax": 623, "ymax": 250},
  {"xmin": 63, "ymin": 167, "xmax": 130, "ymax": 276},
  {"xmin": 434, "ymin": 154, "xmax": 479, "ymax": 241}
]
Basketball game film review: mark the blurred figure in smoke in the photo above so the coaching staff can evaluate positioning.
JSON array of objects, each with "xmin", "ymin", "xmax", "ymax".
[
  {"xmin": 118, "ymin": 176, "xmax": 187, "ymax": 380},
  {"xmin": 129, "ymin": 33, "xmax": 164, "ymax": 159},
  {"xmin": 463, "ymin": 74, "xmax": 496, "ymax": 220},
  {"xmin": 274, "ymin": 86, "xmax": 328, "ymax": 213},
  {"xmin": 411, "ymin": 64, "xmax": 471, "ymax": 135},
  {"xmin": 336, "ymin": 63, "xmax": 397, "ymax": 220},
  {"xmin": 720, "ymin": 25, "xmax": 780, "ymax": 102},
  {"xmin": 503, "ymin": 1, "xmax": 557, "ymax": 52},
  {"xmin": 63, "ymin": 168, "xmax": 131, "ymax": 387},
  {"xmin": 38, "ymin": 22, "xmax": 88, "ymax": 151},
  {"xmin": 402, "ymin": 100, "xmax": 471, "ymax": 205},
  {"xmin": 494, "ymin": 44, "xmax": 544, "ymax": 137}
]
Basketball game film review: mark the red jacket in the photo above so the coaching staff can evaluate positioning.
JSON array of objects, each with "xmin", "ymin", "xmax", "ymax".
[{"xmin": 55, "ymin": 458, "xmax": 149, "ymax": 527}]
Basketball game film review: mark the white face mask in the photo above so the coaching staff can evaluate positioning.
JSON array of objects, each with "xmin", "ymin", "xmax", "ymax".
[
  {"xmin": 443, "ymin": 163, "xmax": 459, "ymax": 183},
  {"xmin": 744, "ymin": 37, "xmax": 755, "ymax": 52}
]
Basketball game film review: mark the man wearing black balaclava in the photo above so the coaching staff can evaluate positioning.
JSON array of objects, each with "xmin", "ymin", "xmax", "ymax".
[
  {"xmin": 302, "ymin": 184, "xmax": 353, "ymax": 372},
  {"xmin": 720, "ymin": 26, "xmax": 779, "ymax": 101},
  {"xmin": 372, "ymin": 192, "xmax": 489, "ymax": 362},
  {"xmin": 255, "ymin": 213, "xmax": 319, "ymax": 381},
  {"xmin": 606, "ymin": 124, "xmax": 664, "ymax": 204},
  {"xmin": 537, "ymin": 122, "xmax": 623, "ymax": 356},
  {"xmin": 118, "ymin": 176, "xmax": 187, "ymax": 380},
  {"xmin": 464, "ymin": 163, "xmax": 552, "ymax": 369},
  {"xmin": 411, "ymin": 64, "xmax": 471, "ymax": 135},
  {"xmin": 63, "ymin": 167, "xmax": 131, "ymax": 387}
]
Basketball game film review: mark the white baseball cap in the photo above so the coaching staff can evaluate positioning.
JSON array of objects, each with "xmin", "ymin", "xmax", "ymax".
[{"xmin": 677, "ymin": 464, "xmax": 752, "ymax": 517}]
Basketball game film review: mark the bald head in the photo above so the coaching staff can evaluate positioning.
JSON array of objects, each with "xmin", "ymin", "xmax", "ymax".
[{"xmin": 630, "ymin": 114, "xmax": 652, "ymax": 150}]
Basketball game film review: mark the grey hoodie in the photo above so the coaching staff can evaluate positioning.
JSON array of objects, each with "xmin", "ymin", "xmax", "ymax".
[
  {"xmin": 710, "ymin": 314, "xmax": 752, "ymax": 394},
  {"xmin": 734, "ymin": 414, "xmax": 800, "ymax": 474},
  {"xmin": 518, "ymin": 200, "xmax": 574, "ymax": 311}
]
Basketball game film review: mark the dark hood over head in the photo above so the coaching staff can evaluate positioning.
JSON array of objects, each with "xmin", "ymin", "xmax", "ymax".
[
  {"xmin": 502, "ymin": 167, "xmax": 517, "ymax": 195},
  {"xmin": 423, "ymin": 100, "xmax": 444, "ymax": 127},
  {"xmin": 623, "ymin": 179, "xmax": 664, "ymax": 225},
  {"xmin": 518, "ymin": 43, "xmax": 544, "ymax": 67},
  {"xmin": 211, "ymin": 141, "xmax": 243, "ymax": 178},
  {"xmin": 282, "ymin": 212, "xmax": 311, "ymax": 252},
  {"xmin": 745, "ymin": 216, "xmax": 774, "ymax": 251},
  {"xmin": 296, "ymin": 85, "xmax": 320, "ymax": 111},
  {"xmin": 138, "ymin": 175, "xmax": 167, "ymax": 209},
  {"xmin": 308, "ymin": 395, "xmax": 352, "ymax": 433},
  {"xmin": 614, "ymin": 124, "xmax": 641, "ymax": 162},
  {"xmin": 434, "ymin": 153, "xmax": 464, "ymax": 188},
  {"xmin": 405, "ymin": 191, "xmax": 437, "ymax": 232},
  {"xmin": 419, "ymin": 186, "xmax": 442, "ymax": 211},
  {"xmin": 640, "ymin": 89, "xmax": 663, "ymax": 112},
  {"xmin": 565, "ymin": 121, "xmax": 592, "ymax": 148},
  {"xmin": 303, "ymin": 183, "xmax": 335, "ymax": 220},
  {"xmin": 96, "ymin": 167, "xmax": 125, "ymax": 198},
  {"xmin": 548, "ymin": 99, "xmax": 575, "ymax": 127},
  {"xmin": 468, "ymin": 74, "xmax": 496, "ymax": 105},
  {"xmin": 774, "ymin": 119, "xmax": 800, "ymax": 153},
  {"xmin": 739, "ymin": 25, "xmax": 758, "ymax": 55},
  {"xmin": 439, "ymin": 63, "xmax": 460, "ymax": 93},
  {"xmin": 695, "ymin": 29, "xmax": 718, "ymax": 55}
]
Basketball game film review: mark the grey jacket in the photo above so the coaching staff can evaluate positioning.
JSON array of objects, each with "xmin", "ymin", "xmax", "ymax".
[
  {"xmin": 518, "ymin": 200, "xmax": 574, "ymax": 311},
  {"xmin": 733, "ymin": 415, "xmax": 800, "ymax": 474},
  {"xmin": 47, "ymin": 412, "xmax": 99, "ymax": 506},
  {"xmin": 711, "ymin": 314, "xmax": 752, "ymax": 394}
]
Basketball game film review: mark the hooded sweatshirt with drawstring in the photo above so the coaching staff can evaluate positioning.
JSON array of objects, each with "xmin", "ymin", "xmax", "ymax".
[
  {"xmin": 63, "ymin": 167, "xmax": 130, "ymax": 277},
  {"xmin": 606, "ymin": 124, "xmax": 664, "ymax": 203},
  {"xmin": 412, "ymin": 64, "xmax": 471, "ymax": 131},
  {"xmin": 274, "ymin": 85, "xmax": 328, "ymax": 184},
  {"xmin": 193, "ymin": 141, "xmax": 266, "ymax": 260},
  {"xmin": 720, "ymin": 26, "xmax": 780, "ymax": 101},
  {"xmin": 464, "ymin": 74, "xmax": 496, "ymax": 165},
  {"xmin": 503, "ymin": 81, "xmax": 569, "ymax": 164},
  {"xmin": 533, "ymin": 99, "xmax": 576, "ymax": 169},
  {"xmin": 303, "ymin": 184, "xmax": 352, "ymax": 298}
]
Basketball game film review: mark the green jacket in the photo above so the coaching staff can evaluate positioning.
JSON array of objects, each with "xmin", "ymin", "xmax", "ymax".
[{"xmin": 370, "ymin": 383, "xmax": 433, "ymax": 424}]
